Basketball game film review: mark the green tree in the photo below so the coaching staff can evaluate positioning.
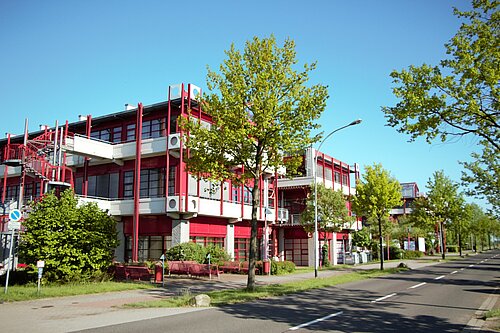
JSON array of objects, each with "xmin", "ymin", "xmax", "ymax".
[
  {"xmin": 351, "ymin": 163, "xmax": 402, "ymax": 270},
  {"xmin": 179, "ymin": 36, "xmax": 328, "ymax": 290},
  {"xmin": 351, "ymin": 227, "xmax": 372, "ymax": 249},
  {"xmin": 301, "ymin": 185, "xmax": 353, "ymax": 232},
  {"xmin": 382, "ymin": 0, "xmax": 499, "ymax": 214},
  {"xmin": 18, "ymin": 190, "xmax": 119, "ymax": 282},
  {"xmin": 301, "ymin": 184, "xmax": 353, "ymax": 266},
  {"xmin": 408, "ymin": 171, "xmax": 464, "ymax": 259}
]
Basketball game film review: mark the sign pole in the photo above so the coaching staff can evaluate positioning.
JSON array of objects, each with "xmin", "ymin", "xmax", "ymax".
[{"xmin": 4, "ymin": 228, "xmax": 15, "ymax": 294}]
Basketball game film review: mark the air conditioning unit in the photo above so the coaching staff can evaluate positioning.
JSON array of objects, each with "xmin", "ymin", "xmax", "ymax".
[
  {"xmin": 168, "ymin": 133, "xmax": 181, "ymax": 150},
  {"xmin": 168, "ymin": 84, "xmax": 182, "ymax": 100},
  {"xmin": 167, "ymin": 197, "xmax": 180, "ymax": 212},
  {"xmin": 188, "ymin": 84, "xmax": 201, "ymax": 100},
  {"xmin": 277, "ymin": 208, "xmax": 289, "ymax": 222},
  {"xmin": 167, "ymin": 196, "xmax": 198, "ymax": 213}
]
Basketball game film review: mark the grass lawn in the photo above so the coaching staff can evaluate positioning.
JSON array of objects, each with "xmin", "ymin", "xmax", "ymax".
[
  {"xmin": 0, "ymin": 281, "xmax": 154, "ymax": 302},
  {"xmin": 125, "ymin": 267, "xmax": 407, "ymax": 308}
]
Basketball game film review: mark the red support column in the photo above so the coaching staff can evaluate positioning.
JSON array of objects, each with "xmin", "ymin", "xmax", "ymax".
[
  {"xmin": 165, "ymin": 87, "xmax": 172, "ymax": 207},
  {"xmin": 2, "ymin": 134, "xmax": 11, "ymax": 204},
  {"xmin": 83, "ymin": 115, "xmax": 92, "ymax": 197},
  {"xmin": 132, "ymin": 103, "xmax": 143, "ymax": 262}
]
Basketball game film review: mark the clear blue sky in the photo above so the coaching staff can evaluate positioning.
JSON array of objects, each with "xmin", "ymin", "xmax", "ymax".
[{"xmin": 1, "ymin": 1, "xmax": 485, "ymax": 207}]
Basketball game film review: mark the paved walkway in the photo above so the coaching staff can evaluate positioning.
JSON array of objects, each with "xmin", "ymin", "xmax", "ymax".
[{"xmin": 0, "ymin": 255, "xmax": 488, "ymax": 333}]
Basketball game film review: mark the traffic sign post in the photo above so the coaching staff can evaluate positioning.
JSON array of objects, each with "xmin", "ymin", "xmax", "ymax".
[
  {"xmin": 37, "ymin": 261, "xmax": 45, "ymax": 295},
  {"xmin": 4, "ymin": 209, "xmax": 23, "ymax": 294}
]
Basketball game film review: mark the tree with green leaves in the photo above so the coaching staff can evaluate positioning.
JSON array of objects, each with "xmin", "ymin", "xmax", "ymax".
[
  {"xmin": 179, "ymin": 35, "xmax": 328, "ymax": 290},
  {"xmin": 301, "ymin": 184, "xmax": 353, "ymax": 265},
  {"xmin": 351, "ymin": 163, "xmax": 402, "ymax": 270},
  {"xmin": 408, "ymin": 171, "xmax": 464, "ymax": 259},
  {"xmin": 18, "ymin": 190, "xmax": 119, "ymax": 282},
  {"xmin": 382, "ymin": 0, "xmax": 499, "ymax": 215}
]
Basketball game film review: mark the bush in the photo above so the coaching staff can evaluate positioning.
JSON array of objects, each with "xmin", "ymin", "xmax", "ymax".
[
  {"xmin": 165, "ymin": 243, "xmax": 230, "ymax": 266},
  {"xmin": 447, "ymin": 245, "xmax": 458, "ymax": 253},
  {"xmin": 166, "ymin": 242, "xmax": 206, "ymax": 263},
  {"xmin": 271, "ymin": 260, "xmax": 296, "ymax": 275},
  {"xmin": 204, "ymin": 245, "xmax": 230, "ymax": 266},
  {"xmin": 402, "ymin": 250, "xmax": 424, "ymax": 259},
  {"xmin": 371, "ymin": 246, "xmax": 403, "ymax": 260}
]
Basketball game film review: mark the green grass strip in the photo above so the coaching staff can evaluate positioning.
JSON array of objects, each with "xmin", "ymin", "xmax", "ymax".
[
  {"xmin": 125, "ymin": 268, "xmax": 406, "ymax": 308},
  {"xmin": 0, "ymin": 281, "xmax": 154, "ymax": 302}
]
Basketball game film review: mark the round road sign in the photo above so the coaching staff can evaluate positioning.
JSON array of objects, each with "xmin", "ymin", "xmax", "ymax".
[{"xmin": 9, "ymin": 209, "xmax": 22, "ymax": 222}]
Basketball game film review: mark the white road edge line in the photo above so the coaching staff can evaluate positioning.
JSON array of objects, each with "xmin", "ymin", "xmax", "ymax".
[
  {"xmin": 469, "ymin": 264, "xmax": 474, "ymax": 267},
  {"xmin": 371, "ymin": 293, "xmax": 397, "ymax": 303},
  {"xmin": 409, "ymin": 282, "xmax": 427, "ymax": 289},
  {"xmin": 289, "ymin": 311, "xmax": 343, "ymax": 331},
  {"xmin": 450, "ymin": 270, "xmax": 458, "ymax": 275},
  {"xmin": 434, "ymin": 275, "xmax": 446, "ymax": 280}
]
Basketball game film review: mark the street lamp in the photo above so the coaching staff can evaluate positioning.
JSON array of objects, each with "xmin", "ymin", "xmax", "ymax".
[{"xmin": 313, "ymin": 119, "xmax": 362, "ymax": 278}]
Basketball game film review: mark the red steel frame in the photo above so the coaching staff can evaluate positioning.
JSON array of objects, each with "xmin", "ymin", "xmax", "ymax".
[{"xmin": 132, "ymin": 103, "xmax": 143, "ymax": 262}]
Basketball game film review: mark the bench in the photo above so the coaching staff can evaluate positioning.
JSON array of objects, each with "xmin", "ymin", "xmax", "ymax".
[
  {"xmin": 220, "ymin": 261, "xmax": 241, "ymax": 273},
  {"xmin": 167, "ymin": 261, "xmax": 198, "ymax": 276},
  {"xmin": 112, "ymin": 265, "xmax": 152, "ymax": 281},
  {"xmin": 167, "ymin": 261, "xmax": 221, "ymax": 278}
]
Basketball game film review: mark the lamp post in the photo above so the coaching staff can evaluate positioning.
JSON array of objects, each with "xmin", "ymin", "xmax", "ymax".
[{"xmin": 313, "ymin": 119, "xmax": 362, "ymax": 278}]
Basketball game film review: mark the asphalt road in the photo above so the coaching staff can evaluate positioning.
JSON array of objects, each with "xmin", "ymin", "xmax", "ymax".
[{"xmin": 75, "ymin": 251, "xmax": 499, "ymax": 333}]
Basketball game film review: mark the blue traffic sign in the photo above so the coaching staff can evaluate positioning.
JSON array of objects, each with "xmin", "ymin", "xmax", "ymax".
[{"xmin": 9, "ymin": 209, "xmax": 22, "ymax": 222}]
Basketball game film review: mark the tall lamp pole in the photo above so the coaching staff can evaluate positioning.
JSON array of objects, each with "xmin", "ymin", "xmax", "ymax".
[{"xmin": 314, "ymin": 119, "xmax": 362, "ymax": 278}]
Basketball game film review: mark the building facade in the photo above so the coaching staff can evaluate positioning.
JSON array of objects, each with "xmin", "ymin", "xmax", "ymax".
[{"xmin": 0, "ymin": 83, "xmax": 358, "ymax": 268}]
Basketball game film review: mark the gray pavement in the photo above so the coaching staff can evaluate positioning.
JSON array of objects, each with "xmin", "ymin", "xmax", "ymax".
[{"xmin": 0, "ymin": 255, "xmax": 483, "ymax": 333}]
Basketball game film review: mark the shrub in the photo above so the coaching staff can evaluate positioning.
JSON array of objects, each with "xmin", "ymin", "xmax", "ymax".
[
  {"xmin": 166, "ymin": 242, "xmax": 206, "ymax": 263},
  {"xmin": 402, "ymin": 250, "xmax": 424, "ymax": 259},
  {"xmin": 447, "ymin": 245, "xmax": 458, "ymax": 253},
  {"xmin": 271, "ymin": 260, "xmax": 296, "ymax": 275},
  {"xmin": 204, "ymin": 245, "xmax": 230, "ymax": 266}
]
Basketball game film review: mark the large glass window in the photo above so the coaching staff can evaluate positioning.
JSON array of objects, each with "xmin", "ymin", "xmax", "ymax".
[
  {"xmin": 190, "ymin": 237, "xmax": 224, "ymax": 248},
  {"xmin": 234, "ymin": 238, "xmax": 249, "ymax": 262},
  {"xmin": 285, "ymin": 238, "xmax": 309, "ymax": 266},
  {"xmin": 168, "ymin": 166, "xmax": 176, "ymax": 195},
  {"xmin": 342, "ymin": 173, "xmax": 348, "ymax": 186},
  {"xmin": 85, "ymin": 173, "xmax": 119, "ymax": 198},
  {"xmin": 123, "ymin": 168, "xmax": 165, "ymax": 198},
  {"xmin": 126, "ymin": 124, "xmax": 136, "ymax": 142},
  {"xmin": 125, "ymin": 235, "xmax": 172, "ymax": 262},
  {"xmin": 142, "ymin": 118, "xmax": 165, "ymax": 139},
  {"xmin": 334, "ymin": 171, "xmax": 340, "ymax": 184}
]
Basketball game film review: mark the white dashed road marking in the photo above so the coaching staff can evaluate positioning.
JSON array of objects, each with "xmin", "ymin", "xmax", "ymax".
[
  {"xmin": 289, "ymin": 311, "xmax": 343, "ymax": 331},
  {"xmin": 371, "ymin": 293, "xmax": 397, "ymax": 303}
]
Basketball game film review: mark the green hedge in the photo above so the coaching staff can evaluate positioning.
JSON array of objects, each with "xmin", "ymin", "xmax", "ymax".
[
  {"xmin": 165, "ymin": 242, "xmax": 230, "ymax": 266},
  {"xmin": 402, "ymin": 250, "xmax": 424, "ymax": 259},
  {"xmin": 271, "ymin": 260, "xmax": 296, "ymax": 275}
]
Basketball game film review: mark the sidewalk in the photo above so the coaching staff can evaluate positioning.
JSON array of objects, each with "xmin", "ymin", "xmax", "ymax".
[{"xmin": 0, "ymin": 257, "xmax": 460, "ymax": 333}]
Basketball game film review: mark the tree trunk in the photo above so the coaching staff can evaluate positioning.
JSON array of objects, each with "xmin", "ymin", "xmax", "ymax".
[
  {"xmin": 246, "ymin": 178, "xmax": 260, "ymax": 291},
  {"xmin": 458, "ymin": 230, "xmax": 462, "ymax": 257},
  {"xmin": 378, "ymin": 216, "xmax": 384, "ymax": 270}
]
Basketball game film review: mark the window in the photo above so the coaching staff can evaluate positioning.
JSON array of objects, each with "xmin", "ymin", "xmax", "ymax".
[
  {"xmin": 142, "ymin": 118, "xmax": 165, "ymax": 139},
  {"xmin": 123, "ymin": 171, "xmax": 134, "ymax": 198},
  {"xmin": 285, "ymin": 238, "xmax": 309, "ymax": 266},
  {"xmin": 111, "ymin": 126, "xmax": 122, "ymax": 143},
  {"xmin": 123, "ymin": 168, "xmax": 165, "ymax": 198},
  {"xmin": 234, "ymin": 238, "xmax": 249, "ymax": 262},
  {"xmin": 243, "ymin": 187, "xmax": 253, "ymax": 204},
  {"xmin": 342, "ymin": 173, "xmax": 348, "ymax": 186},
  {"xmin": 91, "ymin": 127, "xmax": 121, "ymax": 142},
  {"xmin": 325, "ymin": 167, "xmax": 332, "ymax": 181},
  {"xmin": 125, "ymin": 235, "xmax": 172, "ymax": 262},
  {"xmin": 190, "ymin": 237, "xmax": 224, "ymax": 248},
  {"xmin": 86, "ymin": 173, "xmax": 119, "ymax": 198},
  {"xmin": 91, "ymin": 128, "xmax": 110, "ymax": 142},
  {"xmin": 23, "ymin": 183, "xmax": 40, "ymax": 202},
  {"xmin": 168, "ymin": 166, "xmax": 176, "ymax": 195},
  {"xmin": 334, "ymin": 171, "xmax": 340, "ymax": 184},
  {"xmin": 6, "ymin": 185, "xmax": 19, "ymax": 201},
  {"xmin": 126, "ymin": 124, "xmax": 136, "ymax": 142},
  {"xmin": 232, "ymin": 186, "xmax": 241, "ymax": 203}
]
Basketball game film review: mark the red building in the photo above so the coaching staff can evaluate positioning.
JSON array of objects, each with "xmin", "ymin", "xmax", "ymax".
[{"xmin": 0, "ymin": 83, "xmax": 359, "ymax": 267}]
